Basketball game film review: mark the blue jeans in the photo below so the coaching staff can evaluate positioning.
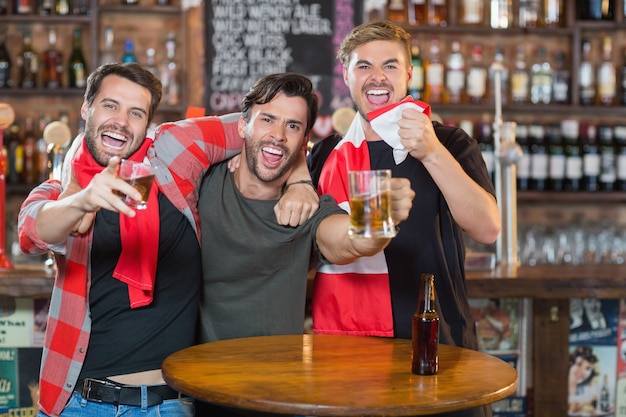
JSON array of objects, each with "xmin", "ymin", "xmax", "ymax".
[{"xmin": 37, "ymin": 391, "xmax": 195, "ymax": 417}]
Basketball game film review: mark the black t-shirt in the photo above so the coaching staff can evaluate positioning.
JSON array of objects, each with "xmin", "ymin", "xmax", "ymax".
[
  {"xmin": 308, "ymin": 122, "xmax": 495, "ymax": 347},
  {"xmin": 80, "ymin": 192, "xmax": 201, "ymax": 379}
]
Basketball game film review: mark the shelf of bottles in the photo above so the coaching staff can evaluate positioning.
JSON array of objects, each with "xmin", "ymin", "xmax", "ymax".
[
  {"xmin": 377, "ymin": 0, "xmax": 626, "ymax": 121},
  {"xmin": 371, "ymin": 0, "xmax": 626, "ymax": 198}
]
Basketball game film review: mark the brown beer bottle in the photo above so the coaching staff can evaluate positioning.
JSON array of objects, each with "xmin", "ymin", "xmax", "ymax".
[{"xmin": 411, "ymin": 273, "xmax": 439, "ymax": 375}]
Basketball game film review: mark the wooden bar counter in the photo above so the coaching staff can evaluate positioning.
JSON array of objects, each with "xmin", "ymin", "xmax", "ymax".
[
  {"xmin": 5, "ymin": 263, "xmax": 626, "ymax": 417},
  {"xmin": 467, "ymin": 263, "xmax": 626, "ymax": 417}
]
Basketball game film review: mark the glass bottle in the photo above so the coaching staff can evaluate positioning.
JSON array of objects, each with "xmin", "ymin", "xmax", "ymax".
[
  {"xmin": 55, "ymin": 0, "xmax": 69, "ymax": 15},
  {"xmin": 615, "ymin": 125, "xmax": 626, "ymax": 191},
  {"xmin": 409, "ymin": 0, "xmax": 427, "ymax": 25},
  {"xmin": 145, "ymin": 48, "xmax": 158, "ymax": 76},
  {"xmin": 552, "ymin": 50, "xmax": 570, "ymax": 104},
  {"xmin": 459, "ymin": 0, "xmax": 484, "ymax": 26},
  {"xmin": 620, "ymin": 46, "xmax": 626, "ymax": 106},
  {"xmin": 542, "ymin": 0, "xmax": 563, "ymax": 27},
  {"xmin": 597, "ymin": 36, "xmax": 616, "ymax": 106},
  {"xmin": 489, "ymin": 44, "xmax": 509, "ymax": 105},
  {"xmin": 529, "ymin": 123, "xmax": 548, "ymax": 191},
  {"xmin": 411, "ymin": 273, "xmax": 439, "ymax": 376},
  {"xmin": 579, "ymin": 39, "xmax": 595, "ymax": 106},
  {"xmin": 122, "ymin": 0, "xmax": 138, "ymax": 6},
  {"xmin": 42, "ymin": 26, "xmax": 63, "ymax": 89},
  {"xmin": 38, "ymin": 0, "xmax": 52, "ymax": 15},
  {"xmin": 0, "ymin": 29, "xmax": 11, "ymax": 88},
  {"xmin": 581, "ymin": 123, "xmax": 600, "ymax": 191},
  {"xmin": 429, "ymin": 0, "xmax": 448, "ymax": 27},
  {"xmin": 68, "ymin": 28, "xmax": 88, "ymax": 88},
  {"xmin": 530, "ymin": 46, "xmax": 552, "ymax": 104},
  {"xmin": 490, "ymin": 0, "xmax": 512, "ymax": 29},
  {"xmin": 160, "ymin": 32, "xmax": 180, "ymax": 106},
  {"xmin": 600, "ymin": 374, "xmax": 610, "ymax": 411},
  {"xmin": 445, "ymin": 40, "xmax": 464, "ymax": 104},
  {"xmin": 598, "ymin": 124, "xmax": 616, "ymax": 191},
  {"xmin": 546, "ymin": 123, "xmax": 565, "ymax": 191},
  {"xmin": 579, "ymin": 0, "xmax": 614, "ymax": 20},
  {"xmin": 408, "ymin": 43, "xmax": 424, "ymax": 100},
  {"xmin": 516, "ymin": 124, "xmax": 531, "ymax": 191},
  {"xmin": 518, "ymin": 0, "xmax": 540, "ymax": 28},
  {"xmin": 466, "ymin": 43, "xmax": 487, "ymax": 104},
  {"xmin": 476, "ymin": 118, "xmax": 494, "ymax": 182},
  {"xmin": 563, "ymin": 119, "xmax": 582, "ymax": 192},
  {"xmin": 511, "ymin": 45, "xmax": 529, "ymax": 104},
  {"xmin": 7, "ymin": 123, "xmax": 23, "ymax": 185},
  {"xmin": 386, "ymin": 0, "xmax": 408, "ymax": 23},
  {"xmin": 100, "ymin": 26, "xmax": 116, "ymax": 66},
  {"xmin": 14, "ymin": 0, "xmax": 33, "ymax": 14},
  {"xmin": 425, "ymin": 38, "xmax": 443, "ymax": 104},
  {"xmin": 121, "ymin": 39, "xmax": 138, "ymax": 63},
  {"xmin": 37, "ymin": 114, "xmax": 51, "ymax": 184},
  {"xmin": 22, "ymin": 115, "xmax": 37, "ymax": 184},
  {"xmin": 17, "ymin": 29, "xmax": 38, "ymax": 89}
]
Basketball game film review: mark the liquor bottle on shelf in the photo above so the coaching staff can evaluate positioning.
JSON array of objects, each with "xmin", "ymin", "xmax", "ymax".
[
  {"xmin": 0, "ymin": 0, "xmax": 7, "ymax": 14},
  {"xmin": 445, "ymin": 40, "xmax": 464, "ymax": 104},
  {"xmin": 68, "ymin": 28, "xmax": 88, "ymax": 88},
  {"xmin": 159, "ymin": 32, "xmax": 180, "ymax": 106},
  {"xmin": 39, "ymin": 0, "xmax": 53, "ymax": 15},
  {"xmin": 546, "ymin": 123, "xmax": 565, "ymax": 191},
  {"xmin": 55, "ymin": 0, "xmax": 69, "ymax": 15},
  {"xmin": 621, "ymin": 47, "xmax": 626, "ymax": 106},
  {"xmin": 42, "ymin": 26, "xmax": 64, "ymax": 89},
  {"xmin": 476, "ymin": 118, "xmax": 494, "ymax": 181},
  {"xmin": 466, "ymin": 43, "xmax": 487, "ymax": 104},
  {"xmin": 17, "ymin": 29, "xmax": 39, "ymax": 89},
  {"xmin": 459, "ymin": 0, "xmax": 484, "ymax": 26},
  {"xmin": 122, "ymin": 0, "xmax": 138, "ymax": 6},
  {"xmin": 37, "ymin": 113, "xmax": 51, "ymax": 183},
  {"xmin": 516, "ymin": 124, "xmax": 531, "ymax": 191},
  {"xmin": 411, "ymin": 273, "xmax": 439, "ymax": 376},
  {"xmin": 489, "ymin": 44, "xmax": 508, "ymax": 105},
  {"xmin": 563, "ymin": 119, "xmax": 582, "ymax": 192},
  {"xmin": 14, "ymin": 0, "xmax": 33, "ymax": 14},
  {"xmin": 428, "ymin": 0, "xmax": 447, "ymax": 26},
  {"xmin": 518, "ymin": 0, "xmax": 540, "ymax": 28},
  {"xmin": 490, "ymin": 0, "xmax": 512, "ymax": 29},
  {"xmin": 409, "ymin": 0, "xmax": 427, "ymax": 25},
  {"xmin": 552, "ymin": 50, "xmax": 570, "ymax": 104},
  {"xmin": 581, "ymin": 123, "xmax": 600, "ymax": 191},
  {"xmin": 530, "ymin": 46, "xmax": 552, "ymax": 104},
  {"xmin": 579, "ymin": 39, "xmax": 595, "ymax": 106},
  {"xmin": 529, "ymin": 123, "xmax": 548, "ymax": 191},
  {"xmin": 145, "ymin": 48, "xmax": 158, "ymax": 76},
  {"xmin": 597, "ymin": 36, "xmax": 616, "ymax": 106},
  {"xmin": 22, "ymin": 115, "xmax": 37, "ymax": 184},
  {"xmin": 616, "ymin": 125, "xmax": 626, "ymax": 191},
  {"xmin": 100, "ymin": 26, "xmax": 116, "ymax": 66},
  {"xmin": 424, "ymin": 38, "xmax": 443, "ymax": 104},
  {"xmin": 121, "ymin": 39, "xmax": 138, "ymax": 63},
  {"xmin": 72, "ymin": 0, "xmax": 89, "ymax": 14},
  {"xmin": 542, "ymin": 0, "xmax": 564, "ymax": 28},
  {"xmin": 6, "ymin": 123, "xmax": 23, "ymax": 185},
  {"xmin": 579, "ymin": 0, "xmax": 614, "ymax": 20},
  {"xmin": 511, "ymin": 45, "xmax": 529, "ymax": 104},
  {"xmin": 408, "ymin": 43, "xmax": 424, "ymax": 100},
  {"xmin": 0, "ymin": 29, "xmax": 11, "ymax": 88},
  {"xmin": 386, "ymin": 0, "xmax": 408, "ymax": 23},
  {"xmin": 598, "ymin": 124, "xmax": 616, "ymax": 191}
]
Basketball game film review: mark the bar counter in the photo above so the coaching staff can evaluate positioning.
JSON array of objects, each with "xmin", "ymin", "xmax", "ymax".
[{"xmin": 3, "ymin": 263, "xmax": 625, "ymax": 417}]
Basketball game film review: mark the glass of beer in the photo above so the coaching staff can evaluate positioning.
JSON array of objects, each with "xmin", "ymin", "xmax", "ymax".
[
  {"xmin": 117, "ymin": 159, "xmax": 156, "ymax": 210},
  {"xmin": 348, "ymin": 169, "xmax": 396, "ymax": 238}
]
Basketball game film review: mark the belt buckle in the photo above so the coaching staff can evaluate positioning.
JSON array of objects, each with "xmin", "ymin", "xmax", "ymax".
[{"xmin": 81, "ymin": 378, "xmax": 121, "ymax": 403}]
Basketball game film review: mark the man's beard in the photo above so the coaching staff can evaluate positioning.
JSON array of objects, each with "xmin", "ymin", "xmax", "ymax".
[
  {"xmin": 244, "ymin": 136, "xmax": 295, "ymax": 183},
  {"xmin": 84, "ymin": 121, "xmax": 136, "ymax": 166}
]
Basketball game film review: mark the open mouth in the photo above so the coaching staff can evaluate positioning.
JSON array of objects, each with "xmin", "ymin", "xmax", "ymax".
[
  {"xmin": 101, "ymin": 130, "xmax": 128, "ymax": 150},
  {"xmin": 366, "ymin": 88, "xmax": 390, "ymax": 106},
  {"xmin": 262, "ymin": 145, "xmax": 284, "ymax": 166}
]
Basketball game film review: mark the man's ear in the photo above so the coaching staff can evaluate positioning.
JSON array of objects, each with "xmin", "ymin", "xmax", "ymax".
[{"xmin": 237, "ymin": 116, "xmax": 247, "ymax": 139}]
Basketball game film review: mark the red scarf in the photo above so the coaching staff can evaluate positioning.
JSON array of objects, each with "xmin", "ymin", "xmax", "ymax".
[{"xmin": 71, "ymin": 139, "xmax": 159, "ymax": 308}]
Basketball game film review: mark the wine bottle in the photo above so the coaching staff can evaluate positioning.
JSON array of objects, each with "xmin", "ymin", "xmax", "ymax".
[
  {"xmin": 42, "ymin": 26, "xmax": 63, "ymax": 89},
  {"xmin": 17, "ymin": 29, "xmax": 38, "ymax": 89},
  {"xmin": 411, "ymin": 273, "xmax": 439, "ymax": 376},
  {"xmin": 598, "ymin": 124, "xmax": 616, "ymax": 191},
  {"xmin": 408, "ymin": 43, "xmax": 424, "ymax": 100},
  {"xmin": 68, "ymin": 28, "xmax": 88, "ymax": 88}
]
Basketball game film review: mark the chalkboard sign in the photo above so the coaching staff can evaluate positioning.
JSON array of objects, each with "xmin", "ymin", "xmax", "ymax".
[{"xmin": 205, "ymin": 0, "xmax": 363, "ymax": 138}]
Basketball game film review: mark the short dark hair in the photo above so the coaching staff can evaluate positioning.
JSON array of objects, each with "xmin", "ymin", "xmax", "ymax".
[
  {"xmin": 84, "ymin": 63, "xmax": 163, "ymax": 124},
  {"xmin": 337, "ymin": 20, "xmax": 411, "ymax": 67},
  {"xmin": 241, "ymin": 73, "xmax": 318, "ymax": 137}
]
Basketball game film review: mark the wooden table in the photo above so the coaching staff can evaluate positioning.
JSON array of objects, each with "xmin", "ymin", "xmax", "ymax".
[{"xmin": 162, "ymin": 334, "xmax": 518, "ymax": 416}]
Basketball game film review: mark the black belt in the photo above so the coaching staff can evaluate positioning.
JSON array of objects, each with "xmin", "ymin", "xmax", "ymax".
[{"xmin": 78, "ymin": 378, "xmax": 180, "ymax": 407}]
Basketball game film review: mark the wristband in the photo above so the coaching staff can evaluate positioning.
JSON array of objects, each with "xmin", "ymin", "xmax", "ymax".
[{"xmin": 283, "ymin": 179, "xmax": 316, "ymax": 193}]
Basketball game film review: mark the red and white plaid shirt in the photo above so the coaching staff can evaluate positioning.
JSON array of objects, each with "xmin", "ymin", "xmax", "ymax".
[{"xmin": 18, "ymin": 114, "xmax": 242, "ymax": 417}]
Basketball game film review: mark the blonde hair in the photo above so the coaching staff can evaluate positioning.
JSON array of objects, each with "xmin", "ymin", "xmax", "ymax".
[{"xmin": 337, "ymin": 20, "xmax": 412, "ymax": 67}]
